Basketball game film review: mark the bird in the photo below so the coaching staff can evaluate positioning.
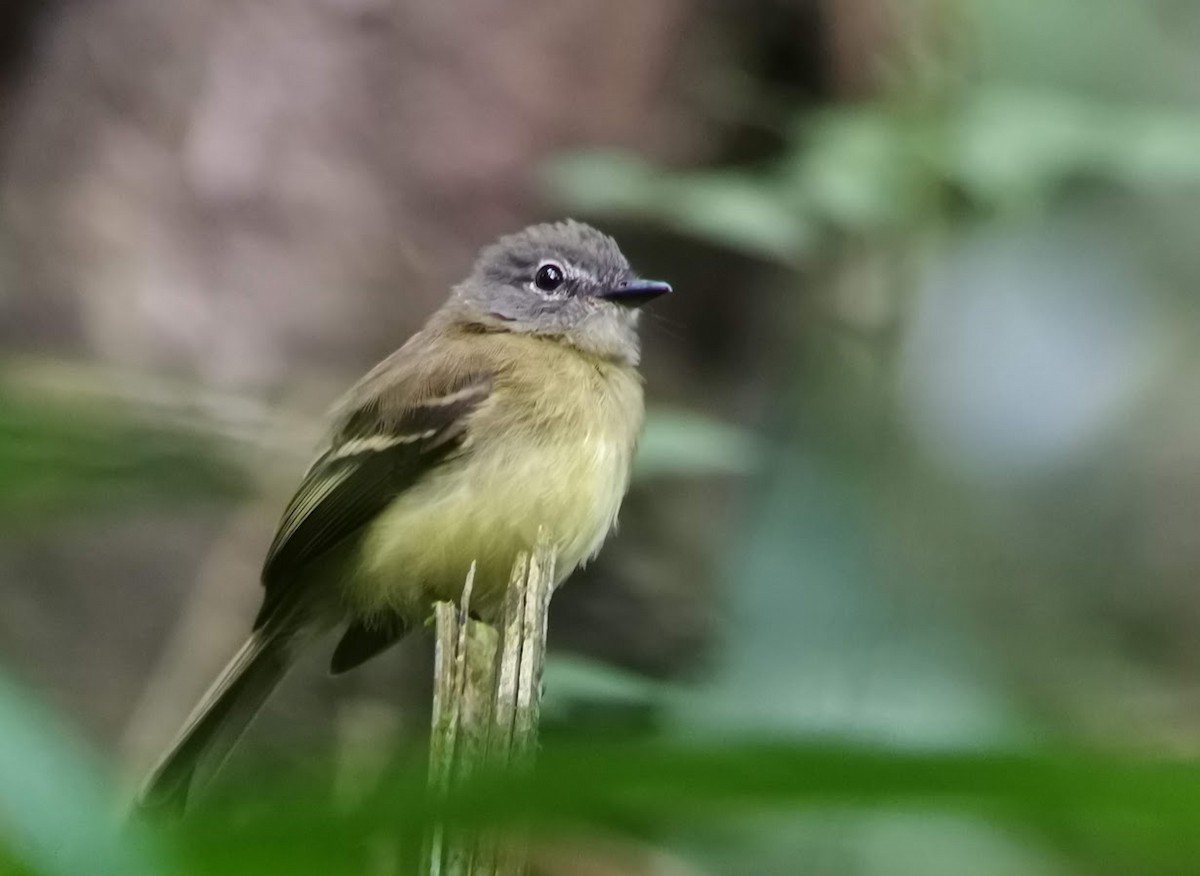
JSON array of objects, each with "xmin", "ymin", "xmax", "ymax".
[{"xmin": 138, "ymin": 219, "xmax": 671, "ymax": 813}]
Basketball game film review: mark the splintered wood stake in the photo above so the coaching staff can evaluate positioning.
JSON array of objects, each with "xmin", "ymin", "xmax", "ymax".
[{"xmin": 423, "ymin": 532, "xmax": 556, "ymax": 876}]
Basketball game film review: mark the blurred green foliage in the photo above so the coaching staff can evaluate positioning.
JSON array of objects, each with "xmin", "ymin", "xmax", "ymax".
[
  {"xmin": 539, "ymin": 2, "xmax": 1200, "ymax": 875},
  {"xmin": 545, "ymin": 87, "xmax": 1200, "ymax": 261},
  {"xmin": 0, "ymin": 390, "xmax": 244, "ymax": 527},
  {"xmin": 0, "ymin": 666, "xmax": 1198, "ymax": 876}
]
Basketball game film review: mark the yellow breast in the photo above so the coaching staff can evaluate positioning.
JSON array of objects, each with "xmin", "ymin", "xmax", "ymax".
[{"xmin": 349, "ymin": 338, "xmax": 643, "ymax": 621}]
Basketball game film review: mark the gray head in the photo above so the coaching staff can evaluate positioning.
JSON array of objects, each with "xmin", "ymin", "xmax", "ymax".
[{"xmin": 444, "ymin": 220, "xmax": 671, "ymax": 365}]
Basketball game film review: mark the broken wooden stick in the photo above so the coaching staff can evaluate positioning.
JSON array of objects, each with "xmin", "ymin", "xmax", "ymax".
[{"xmin": 423, "ymin": 532, "xmax": 557, "ymax": 876}]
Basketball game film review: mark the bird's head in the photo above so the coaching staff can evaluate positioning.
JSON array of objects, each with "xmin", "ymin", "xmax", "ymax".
[{"xmin": 447, "ymin": 220, "xmax": 671, "ymax": 365}]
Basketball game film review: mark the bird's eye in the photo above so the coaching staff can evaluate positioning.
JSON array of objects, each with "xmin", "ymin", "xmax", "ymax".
[{"xmin": 534, "ymin": 263, "xmax": 565, "ymax": 292}]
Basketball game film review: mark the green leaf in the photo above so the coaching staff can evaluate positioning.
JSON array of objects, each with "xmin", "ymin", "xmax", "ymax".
[
  {"xmin": 542, "ymin": 655, "xmax": 663, "ymax": 712},
  {"xmin": 541, "ymin": 151, "xmax": 666, "ymax": 218},
  {"xmin": 949, "ymin": 87, "xmax": 1200, "ymax": 208},
  {"xmin": 166, "ymin": 741, "xmax": 1200, "ymax": 876},
  {"xmin": 635, "ymin": 409, "xmax": 761, "ymax": 479},
  {"xmin": 543, "ymin": 152, "xmax": 811, "ymax": 264},
  {"xmin": 1097, "ymin": 107, "xmax": 1200, "ymax": 186},
  {"xmin": 659, "ymin": 173, "xmax": 813, "ymax": 264},
  {"xmin": 787, "ymin": 109, "xmax": 938, "ymax": 231},
  {"xmin": 0, "ymin": 674, "xmax": 161, "ymax": 876}
]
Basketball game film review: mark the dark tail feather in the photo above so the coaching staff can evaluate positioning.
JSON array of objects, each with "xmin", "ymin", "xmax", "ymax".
[
  {"xmin": 329, "ymin": 616, "xmax": 409, "ymax": 675},
  {"xmin": 136, "ymin": 631, "xmax": 294, "ymax": 817}
]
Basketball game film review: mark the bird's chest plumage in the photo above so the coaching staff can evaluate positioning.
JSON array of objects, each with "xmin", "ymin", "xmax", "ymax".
[{"xmin": 351, "ymin": 351, "xmax": 643, "ymax": 620}]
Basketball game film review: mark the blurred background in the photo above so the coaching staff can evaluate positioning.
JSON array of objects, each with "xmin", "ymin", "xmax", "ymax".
[{"xmin": 2, "ymin": 0, "xmax": 1200, "ymax": 874}]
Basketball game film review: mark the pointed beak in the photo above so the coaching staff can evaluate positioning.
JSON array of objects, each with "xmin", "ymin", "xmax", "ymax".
[{"xmin": 599, "ymin": 278, "xmax": 673, "ymax": 309}]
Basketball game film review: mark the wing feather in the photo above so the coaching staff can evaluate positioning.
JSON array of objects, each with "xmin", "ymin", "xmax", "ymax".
[{"xmin": 255, "ymin": 365, "xmax": 492, "ymax": 628}]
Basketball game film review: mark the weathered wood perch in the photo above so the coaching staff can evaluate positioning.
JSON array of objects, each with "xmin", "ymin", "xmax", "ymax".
[{"xmin": 422, "ymin": 531, "xmax": 557, "ymax": 876}]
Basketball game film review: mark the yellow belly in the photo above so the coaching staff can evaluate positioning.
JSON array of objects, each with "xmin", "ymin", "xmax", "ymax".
[
  {"xmin": 351, "ymin": 435, "xmax": 627, "ymax": 619},
  {"xmin": 347, "ymin": 349, "xmax": 642, "ymax": 622}
]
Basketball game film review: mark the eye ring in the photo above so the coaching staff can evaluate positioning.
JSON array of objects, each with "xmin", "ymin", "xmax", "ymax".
[{"xmin": 534, "ymin": 262, "xmax": 565, "ymax": 292}]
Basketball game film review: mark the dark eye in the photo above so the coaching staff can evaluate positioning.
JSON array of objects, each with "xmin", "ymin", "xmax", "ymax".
[{"xmin": 534, "ymin": 263, "xmax": 565, "ymax": 292}]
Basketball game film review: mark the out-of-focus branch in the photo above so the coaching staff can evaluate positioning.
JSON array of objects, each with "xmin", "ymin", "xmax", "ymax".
[{"xmin": 0, "ymin": 356, "xmax": 318, "ymax": 464}]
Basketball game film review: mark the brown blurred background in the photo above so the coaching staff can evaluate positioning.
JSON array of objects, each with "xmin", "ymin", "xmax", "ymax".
[{"xmin": 0, "ymin": 0, "xmax": 831, "ymax": 764}]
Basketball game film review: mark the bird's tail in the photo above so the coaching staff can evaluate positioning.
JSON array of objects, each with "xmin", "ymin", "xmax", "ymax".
[{"xmin": 136, "ymin": 629, "xmax": 295, "ymax": 817}]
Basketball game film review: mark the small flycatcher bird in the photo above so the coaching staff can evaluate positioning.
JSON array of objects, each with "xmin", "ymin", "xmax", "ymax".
[{"xmin": 139, "ymin": 220, "xmax": 670, "ymax": 812}]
